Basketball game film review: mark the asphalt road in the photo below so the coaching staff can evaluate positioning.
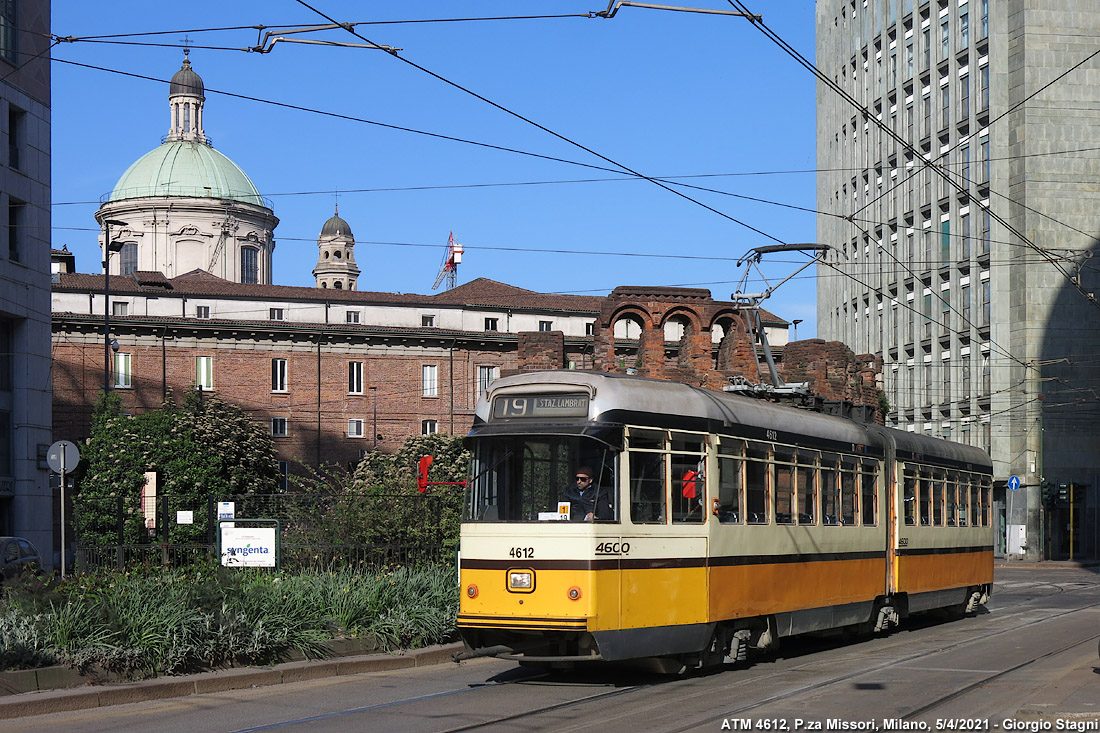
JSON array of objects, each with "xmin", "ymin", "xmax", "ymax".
[{"xmin": 3, "ymin": 566, "xmax": 1097, "ymax": 732}]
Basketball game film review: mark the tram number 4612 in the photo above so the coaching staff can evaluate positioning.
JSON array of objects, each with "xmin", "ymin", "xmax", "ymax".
[
  {"xmin": 595, "ymin": 542, "xmax": 630, "ymax": 555},
  {"xmin": 509, "ymin": 547, "xmax": 535, "ymax": 559}
]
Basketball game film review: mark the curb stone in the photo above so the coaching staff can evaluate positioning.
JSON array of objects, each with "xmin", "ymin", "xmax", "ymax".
[{"xmin": 0, "ymin": 642, "xmax": 465, "ymax": 720}]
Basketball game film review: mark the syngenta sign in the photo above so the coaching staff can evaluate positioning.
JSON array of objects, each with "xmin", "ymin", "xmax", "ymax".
[{"xmin": 220, "ymin": 527, "xmax": 277, "ymax": 567}]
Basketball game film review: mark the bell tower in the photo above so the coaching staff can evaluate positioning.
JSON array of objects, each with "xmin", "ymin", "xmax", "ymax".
[{"xmin": 313, "ymin": 205, "xmax": 360, "ymax": 290}]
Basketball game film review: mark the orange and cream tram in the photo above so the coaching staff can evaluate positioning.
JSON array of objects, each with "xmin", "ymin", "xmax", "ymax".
[{"xmin": 455, "ymin": 371, "xmax": 993, "ymax": 670}]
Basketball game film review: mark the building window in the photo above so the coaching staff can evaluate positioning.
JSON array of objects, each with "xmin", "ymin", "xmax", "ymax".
[
  {"xmin": 119, "ymin": 243, "xmax": 138, "ymax": 276},
  {"xmin": 477, "ymin": 365, "xmax": 499, "ymax": 397},
  {"xmin": 422, "ymin": 419, "xmax": 438, "ymax": 435},
  {"xmin": 196, "ymin": 305, "xmax": 210, "ymax": 319},
  {"xmin": 6, "ymin": 199, "xmax": 21, "ymax": 262},
  {"xmin": 960, "ymin": 74, "xmax": 970, "ymax": 120},
  {"xmin": 347, "ymin": 418, "xmax": 364, "ymax": 438},
  {"xmin": 422, "ymin": 364, "xmax": 438, "ymax": 398},
  {"xmin": 241, "ymin": 247, "xmax": 259, "ymax": 284},
  {"xmin": 959, "ymin": 11, "xmax": 969, "ymax": 48},
  {"xmin": 277, "ymin": 460, "xmax": 288, "ymax": 491},
  {"xmin": 271, "ymin": 358, "xmax": 287, "ymax": 392},
  {"xmin": 113, "ymin": 353, "xmax": 132, "ymax": 389},
  {"xmin": 6, "ymin": 105, "xmax": 20, "ymax": 170},
  {"xmin": 421, "ymin": 314, "xmax": 436, "ymax": 327},
  {"xmin": 271, "ymin": 417, "xmax": 288, "ymax": 437},
  {"xmin": 979, "ymin": 65, "xmax": 989, "ymax": 111},
  {"xmin": 348, "ymin": 361, "xmax": 363, "ymax": 394},
  {"xmin": 538, "ymin": 320, "xmax": 552, "ymax": 331},
  {"xmin": 112, "ymin": 301, "xmax": 128, "ymax": 317},
  {"xmin": 346, "ymin": 310, "xmax": 360, "ymax": 324},
  {"xmin": 980, "ymin": 281, "xmax": 991, "ymax": 325},
  {"xmin": 196, "ymin": 356, "xmax": 213, "ymax": 391},
  {"xmin": 0, "ymin": 4, "xmax": 16, "ymax": 72},
  {"xmin": 941, "ymin": 220, "xmax": 951, "ymax": 265},
  {"xmin": 269, "ymin": 308, "xmax": 283, "ymax": 321},
  {"xmin": 484, "ymin": 317, "xmax": 499, "ymax": 332},
  {"xmin": 979, "ymin": 0, "xmax": 988, "ymax": 40},
  {"xmin": 0, "ymin": 411, "xmax": 9, "ymax": 476},
  {"xmin": 585, "ymin": 322, "xmax": 595, "ymax": 336},
  {"xmin": 940, "ymin": 17, "xmax": 949, "ymax": 61}
]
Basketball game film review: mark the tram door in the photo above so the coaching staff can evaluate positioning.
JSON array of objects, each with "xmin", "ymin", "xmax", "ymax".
[{"xmin": 619, "ymin": 433, "xmax": 709, "ymax": 631}]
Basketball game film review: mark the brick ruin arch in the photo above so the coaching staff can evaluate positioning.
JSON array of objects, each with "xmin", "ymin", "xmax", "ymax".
[
  {"xmin": 588, "ymin": 287, "xmax": 882, "ymax": 418},
  {"xmin": 593, "ymin": 287, "xmax": 759, "ymax": 386}
]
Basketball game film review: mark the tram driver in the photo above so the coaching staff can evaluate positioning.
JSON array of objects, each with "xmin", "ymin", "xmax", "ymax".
[{"xmin": 563, "ymin": 465, "xmax": 613, "ymax": 521}]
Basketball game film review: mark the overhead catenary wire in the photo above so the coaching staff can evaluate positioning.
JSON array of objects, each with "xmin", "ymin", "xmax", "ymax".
[
  {"xmin": 727, "ymin": 0, "xmax": 1100, "ymax": 315},
  {"xmin": 291, "ymin": 0, "xmax": 784, "ymax": 245}
]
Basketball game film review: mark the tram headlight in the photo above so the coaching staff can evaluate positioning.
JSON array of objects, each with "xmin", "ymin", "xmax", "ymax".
[
  {"xmin": 508, "ymin": 571, "xmax": 533, "ymax": 590},
  {"xmin": 568, "ymin": 586, "xmax": 582, "ymax": 601}
]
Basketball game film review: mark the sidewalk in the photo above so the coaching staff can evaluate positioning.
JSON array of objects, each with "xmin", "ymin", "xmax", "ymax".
[
  {"xmin": 994, "ymin": 559, "xmax": 1099, "ymax": 570},
  {"xmin": 0, "ymin": 642, "xmax": 464, "ymax": 719}
]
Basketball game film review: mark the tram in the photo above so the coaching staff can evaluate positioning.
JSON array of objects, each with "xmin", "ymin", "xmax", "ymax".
[{"xmin": 454, "ymin": 371, "xmax": 994, "ymax": 670}]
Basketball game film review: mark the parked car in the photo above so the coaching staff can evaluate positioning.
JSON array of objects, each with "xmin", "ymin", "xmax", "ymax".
[{"xmin": 0, "ymin": 537, "xmax": 41, "ymax": 581}]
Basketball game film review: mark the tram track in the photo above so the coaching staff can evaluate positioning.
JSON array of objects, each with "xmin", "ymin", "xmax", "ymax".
[
  {"xmin": 237, "ymin": 580, "xmax": 1099, "ymax": 733},
  {"xmin": 650, "ymin": 595, "xmax": 1100, "ymax": 731}
]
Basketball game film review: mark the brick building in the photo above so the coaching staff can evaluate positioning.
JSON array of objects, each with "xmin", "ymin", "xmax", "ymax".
[
  {"xmin": 52, "ymin": 273, "xmax": 606, "ymax": 477},
  {"xmin": 49, "ymin": 273, "xmax": 887, "ymax": 482}
]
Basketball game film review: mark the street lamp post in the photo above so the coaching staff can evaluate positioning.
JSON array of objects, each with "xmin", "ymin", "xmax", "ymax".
[{"xmin": 102, "ymin": 219, "xmax": 128, "ymax": 393}]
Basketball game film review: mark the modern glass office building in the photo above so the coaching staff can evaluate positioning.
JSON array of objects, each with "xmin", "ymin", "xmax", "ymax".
[{"xmin": 816, "ymin": 1, "xmax": 1100, "ymax": 560}]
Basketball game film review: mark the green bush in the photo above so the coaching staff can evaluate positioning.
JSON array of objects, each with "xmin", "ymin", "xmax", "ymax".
[{"xmin": 0, "ymin": 564, "xmax": 458, "ymax": 678}]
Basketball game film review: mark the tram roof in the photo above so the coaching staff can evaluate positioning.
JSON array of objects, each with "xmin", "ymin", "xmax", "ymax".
[{"xmin": 477, "ymin": 371, "xmax": 991, "ymax": 471}]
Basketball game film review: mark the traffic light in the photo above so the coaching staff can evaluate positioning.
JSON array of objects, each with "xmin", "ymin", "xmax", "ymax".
[
  {"xmin": 1042, "ymin": 482, "xmax": 1057, "ymax": 509},
  {"xmin": 1058, "ymin": 483, "xmax": 1070, "ymax": 504}
]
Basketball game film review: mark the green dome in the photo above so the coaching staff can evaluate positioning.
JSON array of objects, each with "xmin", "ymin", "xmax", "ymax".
[{"xmin": 108, "ymin": 141, "xmax": 267, "ymax": 207}]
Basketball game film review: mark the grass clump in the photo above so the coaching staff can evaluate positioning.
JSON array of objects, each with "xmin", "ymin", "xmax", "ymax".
[{"xmin": 0, "ymin": 564, "xmax": 458, "ymax": 678}]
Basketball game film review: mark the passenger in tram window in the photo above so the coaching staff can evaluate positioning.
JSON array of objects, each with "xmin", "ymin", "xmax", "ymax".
[
  {"xmin": 674, "ymin": 467, "xmax": 706, "ymax": 523},
  {"xmin": 563, "ymin": 465, "xmax": 613, "ymax": 521}
]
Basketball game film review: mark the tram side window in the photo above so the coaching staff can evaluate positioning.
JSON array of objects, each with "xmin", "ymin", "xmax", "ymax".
[
  {"xmin": 918, "ymin": 468, "xmax": 932, "ymax": 526},
  {"xmin": 969, "ymin": 479, "xmax": 981, "ymax": 528},
  {"xmin": 717, "ymin": 454, "xmax": 742, "ymax": 524},
  {"xmin": 841, "ymin": 460, "xmax": 858, "ymax": 525},
  {"xmin": 957, "ymin": 475, "xmax": 970, "ymax": 526},
  {"xmin": 932, "ymin": 468, "xmax": 945, "ymax": 526},
  {"xmin": 796, "ymin": 452, "xmax": 817, "ymax": 524},
  {"xmin": 821, "ymin": 455, "xmax": 839, "ymax": 525},
  {"xmin": 745, "ymin": 445, "xmax": 768, "ymax": 524},
  {"xmin": 860, "ymin": 460, "xmax": 877, "ymax": 526},
  {"xmin": 630, "ymin": 450, "xmax": 666, "ymax": 524},
  {"xmin": 672, "ymin": 434, "xmax": 706, "ymax": 524},
  {"xmin": 946, "ymin": 473, "xmax": 959, "ymax": 525},
  {"xmin": 903, "ymin": 467, "xmax": 917, "ymax": 526},
  {"xmin": 981, "ymin": 477, "xmax": 992, "ymax": 526},
  {"xmin": 774, "ymin": 450, "xmax": 795, "ymax": 524}
]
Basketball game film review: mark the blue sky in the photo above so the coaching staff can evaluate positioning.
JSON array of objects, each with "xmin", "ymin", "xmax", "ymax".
[{"xmin": 51, "ymin": 1, "xmax": 820, "ymax": 335}]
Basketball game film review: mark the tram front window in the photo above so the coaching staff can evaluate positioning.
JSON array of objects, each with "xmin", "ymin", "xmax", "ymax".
[{"xmin": 464, "ymin": 436, "xmax": 619, "ymax": 522}]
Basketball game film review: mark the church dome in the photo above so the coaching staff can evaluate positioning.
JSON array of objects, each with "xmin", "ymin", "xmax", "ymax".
[
  {"xmin": 108, "ymin": 141, "xmax": 266, "ymax": 207},
  {"xmin": 170, "ymin": 56, "xmax": 204, "ymax": 97},
  {"xmin": 321, "ymin": 210, "xmax": 353, "ymax": 238}
]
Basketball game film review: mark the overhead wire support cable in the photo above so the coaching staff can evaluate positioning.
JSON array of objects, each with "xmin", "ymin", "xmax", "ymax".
[{"xmin": 293, "ymin": 0, "xmax": 784, "ymax": 244}]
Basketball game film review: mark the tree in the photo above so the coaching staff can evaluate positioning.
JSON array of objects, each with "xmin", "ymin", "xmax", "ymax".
[
  {"xmin": 75, "ymin": 390, "xmax": 279, "ymax": 547},
  {"xmin": 288, "ymin": 434, "xmax": 469, "ymax": 558}
]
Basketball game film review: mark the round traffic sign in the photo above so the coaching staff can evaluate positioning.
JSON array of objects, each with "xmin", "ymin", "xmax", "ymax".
[{"xmin": 47, "ymin": 440, "xmax": 81, "ymax": 474}]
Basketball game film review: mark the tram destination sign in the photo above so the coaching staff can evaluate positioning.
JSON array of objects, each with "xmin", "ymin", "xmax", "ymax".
[{"xmin": 493, "ymin": 393, "xmax": 590, "ymax": 419}]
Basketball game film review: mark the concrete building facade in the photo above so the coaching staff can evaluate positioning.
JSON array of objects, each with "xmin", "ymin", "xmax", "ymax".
[
  {"xmin": 816, "ymin": 0, "xmax": 1100, "ymax": 560},
  {"xmin": 0, "ymin": 1, "xmax": 52, "ymax": 556}
]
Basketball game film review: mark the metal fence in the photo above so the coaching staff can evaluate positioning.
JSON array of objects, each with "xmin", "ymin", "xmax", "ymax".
[{"xmin": 72, "ymin": 492, "xmax": 461, "ymax": 572}]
